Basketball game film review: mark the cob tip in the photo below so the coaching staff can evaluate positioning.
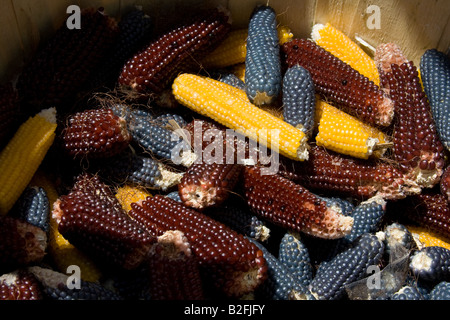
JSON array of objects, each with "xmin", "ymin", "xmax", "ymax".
[
  {"xmin": 37, "ymin": 107, "xmax": 57, "ymax": 124},
  {"xmin": 310, "ymin": 23, "xmax": 325, "ymax": 42}
]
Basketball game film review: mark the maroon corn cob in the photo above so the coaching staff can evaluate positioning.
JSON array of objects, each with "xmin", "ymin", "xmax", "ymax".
[
  {"xmin": 278, "ymin": 145, "xmax": 420, "ymax": 200},
  {"xmin": 62, "ymin": 108, "xmax": 131, "ymax": 159},
  {"xmin": 0, "ymin": 269, "xmax": 43, "ymax": 300},
  {"xmin": 178, "ymin": 163, "xmax": 243, "ymax": 210},
  {"xmin": 128, "ymin": 195, "xmax": 267, "ymax": 298},
  {"xmin": 53, "ymin": 173, "xmax": 156, "ymax": 270},
  {"xmin": 391, "ymin": 190, "xmax": 450, "ymax": 240},
  {"xmin": 243, "ymin": 166, "xmax": 354, "ymax": 239},
  {"xmin": 147, "ymin": 230, "xmax": 204, "ymax": 300},
  {"xmin": 118, "ymin": 7, "xmax": 231, "ymax": 94},
  {"xmin": 0, "ymin": 82, "xmax": 19, "ymax": 147},
  {"xmin": 17, "ymin": 7, "xmax": 119, "ymax": 114},
  {"xmin": 375, "ymin": 43, "xmax": 445, "ymax": 188},
  {"xmin": 441, "ymin": 165, "xmax": 450, "ymax": 202},
  {"xmin": 281, "ymin": 39, "xmax": 394, "ymax": 127},
  {"xmin": 0, "ymin": 216, "xmax": 47, "ymax": 274}
]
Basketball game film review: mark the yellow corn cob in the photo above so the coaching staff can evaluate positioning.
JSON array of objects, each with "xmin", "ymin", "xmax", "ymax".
[
  {"xmin": 407, "ymin": 225, "xmax": 450, "ymax": 251},
  {"xmin": 0, "ymin": 108, "xmax": 57, "ymax": 215},
  {"xmin": 311, "ymin": 23, "xmax": 380, "ymax": 86},
  {"xmin": 201, "ymin": 26, "xmax": 293, "ymax": 69},
  {"xmin": 115, "ymin": 184, "xmax": 152, "ymax": 213},
  {"xmin": 315, "ymin": 100, "xmax": 389, "ymax": 159},
  {"xmin": 172, "ymin": 73, "xmax": 309, "ymax": 161},
  {"xmin": 29, "ymin": 170, "xmax": 102, "ymax": 283}
]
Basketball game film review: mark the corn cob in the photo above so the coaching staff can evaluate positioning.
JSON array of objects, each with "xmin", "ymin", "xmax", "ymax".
[
  {"xmin": 315, "ymin": 100, "xmax": 389, "ymax": 159},
  {"xmin": 206, "ymin": 201, "xmax": 272, "ymax": 242},
  {"xmin": 343, "ymin": 195, "xmax": 386, "ymax": 243},
  {"xmin": 95, "ymin": 150, "xmax": 182, "ymax": 191},
  {"xmin": 0, "ymin": 82, "xmax": 19, "ymax": 147},
  {"xmin": 27, "ymin": 266, "xmax": 121, "ymax": 300},
  {"xmin": 147, "ymin": 230, "xmax": 204, "ymax": 300},
  {"xmin": 17, "ymin": 7, "xmax": 119, "ymax": 113},
  {"xmin": 279, "ymin": 145, "xmax": 420, "ymax": 200},
  {"xmin": 391, "ymin": 285, "xmax": 426, "ymax": 300},
  {"xmin": 250, "ymin": 238, "xmax": 315, "ymax": 300},
  {"xmin": 118, "ymin": 7, "xmax": 231, "ymax": 94},
  {"xmin": 126, "ymin": 110, "xmax": 194, "ymax": 166},
  {"xmin": 0, "ymin": 216, "xmax": 47, "ymax": 274},
  {"xmin": 53, "ymin": 173, "xmax": 156, "ymax": 270},
  {"xmin": 88, "ymin": 7, "xmax": 153, "ymax": 89},
  {"xmin": 127, "ymin": 195, "xmax": 267, "ymax": 298},
  {"xmin": 243, "ymin": 166, "xmax": 354, "ymax": 239},
  {"xmin": 394, "ymin": 191, "xmax": 450, "ymax": 240},
  {"xmin": 429, "ymin": 281, "xmax": 450, "ymax": 300},
  {"xmin": 407, "ymin": 225, "xmax": 450, "ymax": 251},
  {"xmin": 420, "ymin": 49, "xmax": 450, "ymax": 151},
  {"xmin": 12, "ymin": 186, "xmax": 50, "ymax": 232},
  {"xmin": 318, "ymin": 196, "xmax": 355, "ymax": 216},
  {"xmin": 200, "ymin": 26, "xmax": 293, "ymax": 69},
  {"xmin": 172, "ymin": 74, "xmax": 309, "ymax": 161},
  {"xmin": 165, "ymin": 191, "xmax": 182, "ymax": 202},
  {"xmin": 375, "ymin": 43, "xmax": 445, "ymax": 188},
  {"xmin": 282, "ymin": 65, "xmax": 316, "ymax": 134},
  {"xmin": 281, "ymin": 39, "xmax": 394, "ymax": 127},
  {"xmin": 0, "ymin": 269, "xmax": 43, "ymax": 300},
  {"xmin": 410, "ymin": 246, "xmax": 450, "ymax": 282},
  {"xmin": 278, "ymin": 232, "xmax": 313, "ymax": 288},
  {"xmin": 62, "ymin": 108, "xmax": 131, "ymax": 159},
  {"xmin": 178, "ymin": 163, "xmax": 242, "ymax": 210},
  {"xmin": 115, "ymin": 184, "xmax": 152, "ymax": 213},
  {"xmin": 310, "ymin": 232, "xmax": 385, "ymax": 300},
  {"xmin": 441, "ymin": 165, "xmax": 450, "ymax": 202},
  {"xmin": 244, "ymin": 5, "xmax": 282, "ymax": 106},
  {"xmin": 29, "ymin": 170, "xmax": 102, "ymax": 283},
  {"xmin": 213, "ymin": 71, "xmax": 246, "ymax": 90},
  {"xmin": 384, "ymin": 222, "xmax": 415, "ymax": 257},
  {"xmin": 0, "ymin": 108, "xmax": 57, "ymax": 215},
  {"xmin": 311, "ymin": 23, "xmax": 380, "ymax": 86}
]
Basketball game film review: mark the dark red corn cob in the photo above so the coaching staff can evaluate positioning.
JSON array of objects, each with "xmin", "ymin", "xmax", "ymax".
[
  {"xmin": 52, "ymin": 173, "xmax": 156, "ymax": 270},
  {"xmin": 278, "ymin": 145, "xmax": 420, "ymax": 200},
  {"xmin": 118, "ymin": 7, "xmax": 231, "ymax": 94},
  {"xmin": 441, "ymin": 165, "xmax": 450, "ymax": 202},
  {"xmin": 281, "ymin": 39, "xmax": 394, "ymax": 127},
  {"xmin": 392, "ymin": 190, "xmax": 450, "ymax": 240},
  {"xmin": 147, "ymin": 230, "xmax": 204, "ymax": 300},
  {"xmin": 0, "ymin": 82, "xmax": 19, "ymax": 147},
  {"xmin": 0, "ymin": 216, "xmax": 47, "ymax": 274},
  {"xmin": 243, "ymin": 166, "xmax": 354, "ymax": 239},
  {"xmin": 0, "ymin": 269, "xmax": 43, "ymax": 300},
  {"xmin": 17, "ymin": 7, "xmax": 119, "ymax": 114},
  {"xmin": 128, "ymin": 195, "xmax": 267, "ymax": 298},
  {"xmin": 178, "ymin": 163, "xmax": 243, "ymax": 210},
  {"xmin": 375, "ymin": 43, "xmax": 445, "ymax": 188},
  {"xmin": 62, "ymin": 108, "xmax": 131, "ymax": 159}
]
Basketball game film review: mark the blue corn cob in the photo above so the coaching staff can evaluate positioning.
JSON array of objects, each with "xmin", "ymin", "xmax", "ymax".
[
  {"xmin": 244, "ymin": 5, "xmax": 282, "ymax": 106},
  {"xmin": 282, "ymin": 65, "xmax": 316, "ymax": 134},
  {"xmin": 28, "ymin": 266, "xmax": 121, "ymax": 300},
  {"xmin": 420, "ymin": 49, "xmax": 450, "ymax": 151},
  {"xmin": 278, "ymin": 232, "xmax": 313, "ymax": 287},
  {"xmin": 13, "ymin": 186, "xmax": 50, "ymax": 232},
  {"xmin": 429, "ymin": 281, "xmax": 450, "ymax": 300},
  {"xmin": 384, "ymin": 222, "xmax": 415, "ymax": 258},
  {"xmin": 89, "ymin": 7, "xmax": 154, "ymax": 89},
  {"xmin": 207, "ymin": 202, "xmax": 272, "ymax": 242},
  {"xmin": 96, "ymin": 150, "xmax": 182, "ymax": 191},
  {"xmin": 344, "ymin": 196, "xmax": 386, "ymax": 243},
  {"xmin": 165, "ymin": 191, "xmax": 182, "ymax": 202},
  {"xmin": 214, "ymin": 71, "xmax": 246, "ymax": 90},
  {"xmin": 128, "ymin": 110, "xmax": 192, "ymax": 166},
  {"xmin": 250, "ymin": 238, "xmax": 315, "ymax": 300},
  {"xmin": 391, "ymin": 285, "xmax": 426, "ymax": 300},
  {"xmin": 410, "ymin": 246, "xmax": 450, "ymax": 282},
  {"xmin": 318, "ymin": 196, "xmax": 355, "ymax": 216},
  {"xmin": 310, "ymin": 232, "xmax": 385, "ymax": 300}
]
